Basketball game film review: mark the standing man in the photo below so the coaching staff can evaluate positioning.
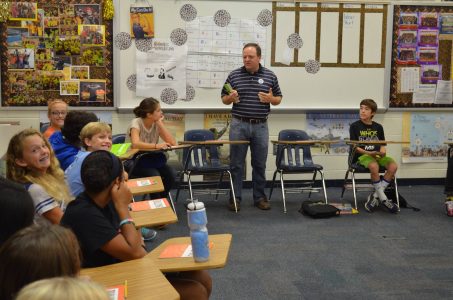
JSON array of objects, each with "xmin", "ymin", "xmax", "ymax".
[{"xmin": 221, "ymin": 43, "xmax": 282, "ymax": 211}]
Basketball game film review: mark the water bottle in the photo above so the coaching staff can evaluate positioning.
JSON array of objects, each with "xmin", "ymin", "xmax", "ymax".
[{"xmin": 187, "ymin": 201, "xmax": 209, "ymax": 262}]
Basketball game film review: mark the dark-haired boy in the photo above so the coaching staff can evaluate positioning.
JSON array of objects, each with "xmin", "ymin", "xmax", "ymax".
[
  {"xmin": 61, "ymin": 150, "xmax": 212, "ymax": 298},
  {"xmin": 349, "ymin": 99, "xmax": 399, "ymax": 213},
  {"xmin": 49, "ymin": 111, "xmax": 98, "ymax": 170}
]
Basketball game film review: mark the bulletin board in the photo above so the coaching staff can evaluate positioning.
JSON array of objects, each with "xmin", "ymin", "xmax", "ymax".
[
  {"xmin": 114, "ymin": 0, "xmax": 391, "ymax": 111},
  {"xmin": 389, "ymin": 3, "xmax": 453, "ymax": 109},
  {"xmin": 0, "ymin": 0, "xmax": 114, "ymax": 107}
]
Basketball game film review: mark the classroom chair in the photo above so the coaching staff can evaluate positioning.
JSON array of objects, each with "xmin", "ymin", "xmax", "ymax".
[
  {"xmin": 175, "ymin": 129, "xmax": 239, "ymax": 212},
  {"xmin": 269, "ymin": 129, "xmax": 328, "ymax": 213},
  {"xmin": 340, "ymin": 145, "xmax": 400, "ymax": 210},
  {"xmin": 112, "ymin": 133, "xmax": 126, "ymax": 144},
  {"xmin": 40, "ymin": 122, "xmax": 50, "ymax": 133},
  {"xmin": 127, "ymin": 151, "xmax": 176, "ymax": 212}
]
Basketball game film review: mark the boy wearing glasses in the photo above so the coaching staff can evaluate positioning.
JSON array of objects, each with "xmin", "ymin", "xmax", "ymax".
[{"xmin": 43, "ymin": 99, "xmax": 68, "ymax": 139}]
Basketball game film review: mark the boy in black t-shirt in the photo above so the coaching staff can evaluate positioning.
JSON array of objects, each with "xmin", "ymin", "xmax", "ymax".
[{"xmin": 349, "ymin": 99, "xmax": 399, "ymax": 213}]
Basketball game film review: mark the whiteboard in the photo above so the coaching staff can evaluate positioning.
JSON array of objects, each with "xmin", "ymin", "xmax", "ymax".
[{"xmin": 114, "ymin": 0, "xmax": 390, "ymax": 111}]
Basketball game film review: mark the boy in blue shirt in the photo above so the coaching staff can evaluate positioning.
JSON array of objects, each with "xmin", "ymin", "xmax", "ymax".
[{"xmin": 349, "ymin": 99, "xmax": 399, "ymax": 213}]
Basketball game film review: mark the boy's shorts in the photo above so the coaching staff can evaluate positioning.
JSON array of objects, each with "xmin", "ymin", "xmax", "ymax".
[{"xmin": 358, "ymin": 154, "xmax": 395, "ymax": 168}]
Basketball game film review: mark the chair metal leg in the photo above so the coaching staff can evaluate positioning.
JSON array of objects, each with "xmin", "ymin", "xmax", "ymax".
[
  {"xmin": 269, "ymin": 170, "xmax": 278, "ymax": 200},
  {"xmin": 341, "ymin": 170, "xmax": 350, "ymax": 200},
  {"xmin": 215, "ymin": 172, "xmax": 225, "ymax": 201},
  {"xmin": 226, "ymin": 170, "xmax": 238, "ymax": 213},
  {"xmin": 319, "ymin": 170, "xmax": 328, "ymax": 204},
  {"xmin": 393, "ymin": 175, "xmax": 400, "ymax": 210},
  {"xmin": 351, "ymin": 171, "xmax": 358, "ymax": 210},
  {"xmin": 308, "ymin": 172, "xmax": 317, "ymax": 199},
  {"xmin": 167, "ymin": 191, "xmax": 177, "ymax": 216},
  {"xmin": 280, "ymin": 171, "xmax": 287, "ymax": 213},
  {"xmin": 187, "ymin": 172, "xmax": 195, "ymax": 203},
  {"xmin": 175, "ymin": 172, "xmax": 185, "ymax": 202}
]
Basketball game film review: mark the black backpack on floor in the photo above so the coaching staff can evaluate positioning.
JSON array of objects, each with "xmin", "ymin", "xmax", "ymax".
[
  {"xmin": 384, "ymin": 189, "xmax": 420, "ymax": 211},
  {"xmin": 299, "ymin": 201, "xmax": 340, "ymax": 218}
]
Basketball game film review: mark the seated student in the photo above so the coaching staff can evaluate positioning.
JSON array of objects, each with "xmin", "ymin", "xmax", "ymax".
[
  {"xmin": 125, "ymin": 97, "xmax": 176, "ymax": 198},
  {"xmin": 349, "ymin": 99, "xmax": 399, "ymax": 213},
  {"xmin": 65, "ymin": 122, "xmax": 112, "ymax": 197},
  {"xmin": 16, "ymin": 277, "xmax": 109, "ymax": 300},
  {"xmin": 42, "ymin": 99, "xmax": 68, "ymax": 139},
  {"xmin": 65, "ymin": 122, "xmax": 157, "ymax": 241},
  {"xmin": 61, "ymin": 150, "xmax": 212, "ymax": 299},
  {"xmin": 6, "ymin": 129, "xmax": 73, "ymax": 224},
  {"xmin": 0, "ymin": 176, "xmax": 34, "ymax": 245},
  {"xmin": 0, "ymin": 224, "xmax": 81, "ymax": 300},
  {"xmin": 49, "ymin": 111, "xmax": 98, "ymax": 170}
]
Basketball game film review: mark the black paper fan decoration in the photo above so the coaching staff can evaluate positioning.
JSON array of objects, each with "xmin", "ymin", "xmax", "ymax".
[
  {"xmin": 180, "ymin": 4, "xmax": 197, "ymax": 22},
  {"xmin": 257, "ymin": 9, "xmax": 272, "ymax": 27},
  {"xmin": 126, "ymin": 74, "xmax": 137, "ymax": 91},
  {"xmin": 214, "ymin": 9, "xmax": 231, "ymax": 27},
  {"xmin": 287, "ymin": 33, "xmax": 303, "ymax": 49},
  {"xmin": 135, "ymin": 38, "xmax": 153, "ymax": 52},
  {"xmin": 170, "ymin": 28, "xmax": 188, "ymax": 46},
  {"xmin": 305, "ymin": 59, "xmax": 321, "ymax": 74},
  {"xmin": 114, "ymin": 32, "xmax": 132, "ymax": 50},
  {"xmin": 160, "ymin": 88, "xmax": 178, "ymax": 105},
  {"xmin": 180, "ymin": 84, "xmax": 195, "ymax": 102}
]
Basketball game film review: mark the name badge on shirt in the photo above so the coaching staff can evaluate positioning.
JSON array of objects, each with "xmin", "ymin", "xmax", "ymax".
[{"xmin": 258, "ymin": 78, "xmax": 264, "ymax": 84}]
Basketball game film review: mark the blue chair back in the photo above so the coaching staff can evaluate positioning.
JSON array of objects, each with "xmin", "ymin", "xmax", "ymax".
[
  {"xmin": 183, "ymin": 130, "xmax": 220, "ymax": 170},
  {"xmin": 112, "ymin": 134, "xmax": 126, "ymax": 144},
  {"xmin": 277, "ymin": 129, "xmax": 314, "ymax": 168},
  {"xmin": 40, "ymin": 122, "xmax": 50, "ymax": 133}
]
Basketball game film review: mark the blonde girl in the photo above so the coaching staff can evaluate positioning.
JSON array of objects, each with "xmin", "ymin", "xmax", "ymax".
[
  {"xmin": 16, "ymin": 277, "xmax": 109, "ymax": 300},
  {"xmin": 6, "ymin": 128, "xmax": 72, "ymax": 224}
]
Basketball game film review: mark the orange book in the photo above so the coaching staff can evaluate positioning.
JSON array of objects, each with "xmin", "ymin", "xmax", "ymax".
[
  {"xmin": 158, "ymin": 242, "xmax": 214, "ymax": 259},
  {"xmin": 106, "ymin": 284, "xmax": 125, "ymax": 300},
  {"xmin": 129, "ymin": 198, "xmax": 170, "ymax": 211}
]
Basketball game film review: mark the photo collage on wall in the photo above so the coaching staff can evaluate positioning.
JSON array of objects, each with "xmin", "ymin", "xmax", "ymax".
[
  {"xmin": 391, "ymin": 5, "xmax": 453, "ymax": 107},
  {"xmin": 1, "ymin": 1, "xmax": 113, "ymax": 107}
]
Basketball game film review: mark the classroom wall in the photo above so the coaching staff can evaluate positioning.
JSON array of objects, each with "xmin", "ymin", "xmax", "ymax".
[{"xmin": 0, "ymin": 110, "xmax": 446, "ymax": 181}]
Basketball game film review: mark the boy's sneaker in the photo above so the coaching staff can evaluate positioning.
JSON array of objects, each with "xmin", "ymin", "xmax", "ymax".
[
  {"xmin": 382, "ymin": 199, "xmax": 399, "ymax": 214},
  {"xmin": 364, "ymin": 193, "xmax": 380, "ymax": 212},
  {"xmin": 141, "ymin": 227, "xmax": 157, "ymax": 241}
]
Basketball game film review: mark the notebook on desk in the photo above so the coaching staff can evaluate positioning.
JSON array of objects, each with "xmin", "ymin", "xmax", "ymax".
[{"xmin": 111, "ymin": 143, "xmax": 131, "ymax": 156}]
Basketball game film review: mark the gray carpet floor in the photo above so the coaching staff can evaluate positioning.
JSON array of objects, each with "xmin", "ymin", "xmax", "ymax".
[{"xmin": 147, "ymin": 185, "xmax": 453, "ymax": 300}]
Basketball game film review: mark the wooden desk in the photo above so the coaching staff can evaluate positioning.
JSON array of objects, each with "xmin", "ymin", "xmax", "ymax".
[
  {"xmin": 127, "ymin": 176, "xmax": 164, "ymax": 196},
  {"xmin": 148, "ymin": 234, "xmax": 232, "ymax": 272},
  {"xmin": 179, "ymin": 140, "xmax": 249, "ymax": 145},
  {"xmin": 81, "ymin": 257, "xmax": 179, "ymax": 300},
  {"xmin": 131, "ymin": 206, "xmax": 178, "ymax": 228}
]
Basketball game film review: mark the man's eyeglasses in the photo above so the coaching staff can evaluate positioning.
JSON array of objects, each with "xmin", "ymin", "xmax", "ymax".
[{"xmin": 51, "ymin": 111, "xmax": 67, "ymax": 116}]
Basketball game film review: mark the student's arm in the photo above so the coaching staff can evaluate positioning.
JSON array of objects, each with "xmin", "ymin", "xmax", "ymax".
[
  {"xmin": 100, "ymin": 179, "xmax": 146, "ymax": 261},
  {"xmin": 42, "ymin": 207, "xmax": 64, "ymax": 224},
  {"xmin": 156, "ymin": 117, "xmax": 176, "ymax": 146}
]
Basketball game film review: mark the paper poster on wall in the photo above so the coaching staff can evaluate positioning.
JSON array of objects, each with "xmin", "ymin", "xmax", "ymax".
[
  {"xmin": 401, "ymin": 112, "xmax": 452, "ymax": 163},
  {"xmin": 186, "ymin": 16, "xmax": 267, "ymax": 88},
  {"xmin": 162, "ymin": 113, "xmax": 185, "ymax": 164},
  {"xmin": 136, "ymin": 39, "xmax": 187, "ymax": 101},
  {"xmin": 130, "ymin": 6, "xmax": 154, "ymax": 39},
  {"xmin": 306, "ymin": 113, "xmax": 358, "ymax": 156}
]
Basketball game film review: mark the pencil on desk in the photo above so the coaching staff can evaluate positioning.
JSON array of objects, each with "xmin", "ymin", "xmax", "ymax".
[{"xmin": 125, "ymin": 280, "xmax": 128, "ymax": 298}]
